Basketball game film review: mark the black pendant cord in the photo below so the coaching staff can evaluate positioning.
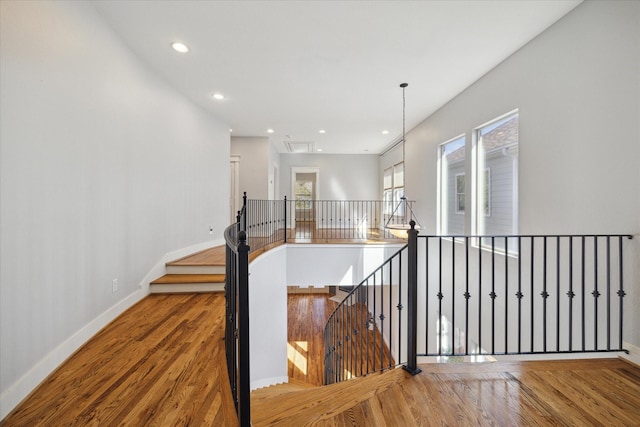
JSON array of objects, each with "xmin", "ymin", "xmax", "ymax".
[
  {"xmin": 401, "ymin": 82, "xmax": 407, "ymax": 197},
  {"xmin": 385, "ymin": 82, "xmax": 421, "ymax": 230}
]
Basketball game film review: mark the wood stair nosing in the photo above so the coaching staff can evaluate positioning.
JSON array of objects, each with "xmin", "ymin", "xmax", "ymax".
[
  {"xmin": 150, "ymin": 274, "xmax": 225, "ymax": 285},
  {"xmin": 251, "ymin": 381, "xmax": 318, "ymax": 403}
]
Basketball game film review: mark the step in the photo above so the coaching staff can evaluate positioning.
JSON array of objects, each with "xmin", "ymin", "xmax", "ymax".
[
  {"xmin": 165, "ymin": 245, "xmax": 226, "ymax": 274},
  {"xmin": 251, "ymin": 379, "xmax": 318, "ymax": 404},
  {"xmin": 328, "ymin": 289, "xmax": 355, "ymax": 306},
  {"xmin": 149, "ymin": 274, "xmax": 225, "ymax": 294}
]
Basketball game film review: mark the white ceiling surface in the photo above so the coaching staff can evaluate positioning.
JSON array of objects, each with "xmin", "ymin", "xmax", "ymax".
[{"xmin": 93, "ymin": 1, "xmax": 581, "ymax": 154}]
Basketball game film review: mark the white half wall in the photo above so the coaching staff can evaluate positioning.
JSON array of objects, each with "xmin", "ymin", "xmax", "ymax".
[{"xmin": 248, "ymin": 243, "xmax": 404, "ymax": 390}]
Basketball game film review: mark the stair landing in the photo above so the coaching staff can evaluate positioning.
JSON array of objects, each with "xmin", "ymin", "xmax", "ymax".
[{"xmin": 150, "ymin": 245, "xmax": 226, "ymax": 293}]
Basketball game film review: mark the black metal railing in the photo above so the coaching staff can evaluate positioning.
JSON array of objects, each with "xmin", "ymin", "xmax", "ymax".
[
  {"xmin": 324, "ymin": 225, "xmax": 633, "ymax": 385},
  {"xmin": 418, "ymin": 234, "xmax": 633, "ymax": 357},
  {"xmin": 224, "ymin": 206, "xmax": 250, "ymax": 427},
  {"xmin": 323, "ymin": 243, "xmax": 410, "ymax": 385},
  {"xmin": 227, "ymin": 196, "xmax": 634, "ymax": 395},
  {"xmin": 283, "ymin": 198, "xmax": 412, "ymax": 241},
  {"xmin": 236, "ymin": 193, "xmax": 411, "ymax": 253}
]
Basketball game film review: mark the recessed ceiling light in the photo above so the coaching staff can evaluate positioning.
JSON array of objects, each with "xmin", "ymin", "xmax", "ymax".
[
  {"xmin": 382, "ymin": 130, "xmax": 389, "ymax": 135},
  {"xmin": 229, "ymin": 129, "xmax": 233, "ymax": 132},
  {"xmin": 267, "ymin": 129, "xmax": 274, "ymax": 134},
  {"xmin": 171, "ymin": 42, "xmax": 189, "ymax": 53},
  {"xmin": 319, "ymin": 130, "xmax": 326, "ymax": 134},
  {"xmin": 212, "ymin": 93, "xmax": 225, "ymax": 100},
  {"xmin": 317, "ymin": 148, "xmax": 323, "ymax": 152}
]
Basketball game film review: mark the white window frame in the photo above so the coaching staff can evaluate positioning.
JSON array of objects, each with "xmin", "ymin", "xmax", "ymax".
[
  {"xmin": 472, "ymin": 110, "xmax": 519, "ymax": 255},
  {"xmin": 437, "ymin": 134, "xmax": 466, "ymax": 235}
]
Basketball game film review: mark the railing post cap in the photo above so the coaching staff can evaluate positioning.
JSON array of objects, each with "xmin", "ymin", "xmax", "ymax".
[
  {"xmin": 410, "ymin": 220, "xmax": 416, "ymax": 229},
  {"xmin": 238, "ymin": 230, "xmax": 247, "ymax": 241}
]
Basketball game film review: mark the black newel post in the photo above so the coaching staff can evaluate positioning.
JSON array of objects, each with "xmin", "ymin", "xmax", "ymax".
[
  {"xmin": 284, "ymin": 196, "xmax": 288, "ymax": 244},
  {"xmin": 237, "ymin": 231, "xmax": 251, "ymax": 426},
  {"xmin": 403, "ymin": 221, "xmax": 422, "ymax": 375}
]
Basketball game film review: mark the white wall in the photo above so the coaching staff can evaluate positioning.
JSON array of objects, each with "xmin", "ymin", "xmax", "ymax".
[
  {"xmin": 287, "ymin": 244, "xmax": 405, "ymax": 287},
  {"xmin": 248, "ymin": 246, "xmax": 288, "ymax": 390},
  {"xmin": 231, "ymin": 137, "xmax": 270, "ymax": 200},
  {"xmin": 247, "ymin": 243, "xmax": 404, "ymax": 390},
  {"xmin": 279, "ymin": 153, "xmax": 379, "ymax": 200},
  {"xmin": 399, "ymin": 0, "xmax": 640, "ymax": 345},
  {"xmin": 0, "ymin": 1, "xmax": 230, "ymax": 418}
]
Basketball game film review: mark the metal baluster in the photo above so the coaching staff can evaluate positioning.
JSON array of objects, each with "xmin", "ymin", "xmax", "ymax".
[
  {"xmin": 465, "ymin": 236, "xmax": 470, "ymax": 356},
  {"xmin": 543, "ymin": 236, "xmax": 547, "ymax": 353}
]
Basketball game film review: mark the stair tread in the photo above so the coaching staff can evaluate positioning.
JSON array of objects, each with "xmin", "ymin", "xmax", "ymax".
[
  {"xmin": 150, "ymin": 274, "xmax": 225, "ymax": 284},
  {"xmin": 166, "ymin": 245, "xmax": 226, "ymax": 267},
  {"xmin": 251, "ymin": 381, "xmax": 318, "ymax": 402}
]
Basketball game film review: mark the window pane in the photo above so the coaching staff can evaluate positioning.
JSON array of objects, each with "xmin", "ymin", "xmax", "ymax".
[
  {"xmin": 439, "ymin": 136, "xmax": 465, "ymax": 235},
  {"xmin": 476, "ymin": 113, "xmax": 518, "ymax": 241},
  {"xmin": 393, "ymin": 163, "xmax": 404, "ymax": 188},
  {"xmin": 383, "ymin": 167, "xmax": 392, "ymax": 190}
]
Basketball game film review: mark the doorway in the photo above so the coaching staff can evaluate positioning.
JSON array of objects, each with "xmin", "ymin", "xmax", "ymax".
[{"xmin": 290, "ymin": 167, "xmax": 320, "ymax": 229}]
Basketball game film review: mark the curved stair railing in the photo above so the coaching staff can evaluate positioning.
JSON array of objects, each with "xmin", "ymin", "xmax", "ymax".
[
  {"xmin": 323, "ymin": 244, "xmax": 409, "ymax": 385},
  {"xmin": 224, "ymin": 204, "xmax": 250, "ymax": 427}
]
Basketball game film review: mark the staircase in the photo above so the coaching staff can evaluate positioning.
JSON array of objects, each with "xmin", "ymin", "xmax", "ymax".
[{"xmin": 149, "ymin": 245, "xmax": 226, "ymax": 293}]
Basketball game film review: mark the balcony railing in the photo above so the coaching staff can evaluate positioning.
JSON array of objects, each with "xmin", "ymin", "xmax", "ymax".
[
  {"xmin": 239, "ymin": 194, "xmax": 410, "ymax": 254},
  {"xmin": 225, "ymin": 196, "xmax": 634, "ymax": 421},
  {"xmin": 324, "ymin": 226, "xmax": 634, "ymax": 384}
]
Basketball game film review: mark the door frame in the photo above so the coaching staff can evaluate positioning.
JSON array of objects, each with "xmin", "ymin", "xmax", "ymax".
[{"xmin": 290, "ymin": 167, "xmax": 320, "ymax": 226}]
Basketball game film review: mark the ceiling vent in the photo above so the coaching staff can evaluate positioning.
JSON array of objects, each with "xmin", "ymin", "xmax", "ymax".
[{"xmin": 284, "ymin": 141, "xmax": 315, "ymax": 153}]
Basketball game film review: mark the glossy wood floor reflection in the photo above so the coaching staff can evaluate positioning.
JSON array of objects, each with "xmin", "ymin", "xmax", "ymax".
[
  {"xmin": 252, "ymin": 358, "xmax": 640, "ymax": 426},
  {"xmin": 4, "ymin": 293, "xmax": 640, "ymax": 426},
  {"xmin": 1, "ymin": 294, "xmax": 238, "ymax": 427},
  {"xmin": 287, "ymin": 292, "xmax": 338, "ymax": 386}
]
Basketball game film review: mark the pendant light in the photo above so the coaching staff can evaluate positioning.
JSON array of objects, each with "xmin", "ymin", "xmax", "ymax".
[{"xmin": 385, "ymin": 82, "xmax": 422, "ymax": 231}]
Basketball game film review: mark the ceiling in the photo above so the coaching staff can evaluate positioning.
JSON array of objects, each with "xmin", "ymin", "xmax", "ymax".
[{"xmin": 92, "ymin": 0, "xmax": 581, "ymax": 154}]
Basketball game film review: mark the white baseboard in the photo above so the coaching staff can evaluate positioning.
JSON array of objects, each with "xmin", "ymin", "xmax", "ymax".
[
  {"xmin": 0, "ymin": 239, "xmax": 224, "ymax": 421},
  {"xmin": 251, "ymin": 376, "xmax": 289, "ymax": 391},
  {"xmin": 621, "ymin": 341, "xmax": 640, "ymax": 367},
  {"xmin": 0, "ymin": 288, "xmax": 146, "ymax": 421}
]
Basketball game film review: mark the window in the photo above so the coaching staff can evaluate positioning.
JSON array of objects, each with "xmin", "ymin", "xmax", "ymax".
[
  {"xmin": 439, "ymin": 136, "xmax": 465, "ymax": 235},
  {"xmin": 474, "ymin": 112, "xmax": 518, "ymax": 237},
  {"xmin": 383, "ymin": 162, "xmax": 404, "ymax": 216},
  {"xmin": 455, "ymin": 173, "xmax": 465, "ymax": 213}
]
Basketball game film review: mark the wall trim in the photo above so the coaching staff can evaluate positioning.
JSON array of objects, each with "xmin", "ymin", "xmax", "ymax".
[
  {"xmin": 621, "ymin": 341, "xmax": 640, "ymax": 367},
  {"xmin": 251, "ymin": 376, "xmax": 289, "ymax": 391},
  {"xmin": 0, "ymin": 288, "xmax": 145, "ymax": 420},
  {"xmin": 0, "ymin": 238, "xmax": 224, "ymax": 421}
]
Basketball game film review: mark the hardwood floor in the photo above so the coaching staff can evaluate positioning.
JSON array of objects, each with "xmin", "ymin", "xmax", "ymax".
[
  {"xmin": 3, "ymin": 293, "xmax": 640, "ymax": 426},
  {"xmin": 287, "ymin": 292, "xmax": 337, "ymax": 386},
  {"xmin": 0, "ymin": 294, "xmax": 237, "ymax": 427},
  {"xmin": 252, "ymin": 358, "xmax": 640, "ymax": 426}
]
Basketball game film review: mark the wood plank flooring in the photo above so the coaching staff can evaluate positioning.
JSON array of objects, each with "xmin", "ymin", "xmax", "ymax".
[
  {"xmin": 252, "ymin": 358, "xmax": 640, "ymax": 426},
  {"xmin": 1, "ymin": 294, "xmax": 237, "ymax": 427},
  {"xmin": 287, "ymin": 292, "xmax": 338, "ymax": 386},
  {"xmin": 3, "ymin": 293, "xmax": 640, "ymax": 426}
]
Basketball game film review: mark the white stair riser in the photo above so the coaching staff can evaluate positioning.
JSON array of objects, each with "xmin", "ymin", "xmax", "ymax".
[{"xmin": 150, "ymin": 283, "xmax": 225, "ymax": 293}]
